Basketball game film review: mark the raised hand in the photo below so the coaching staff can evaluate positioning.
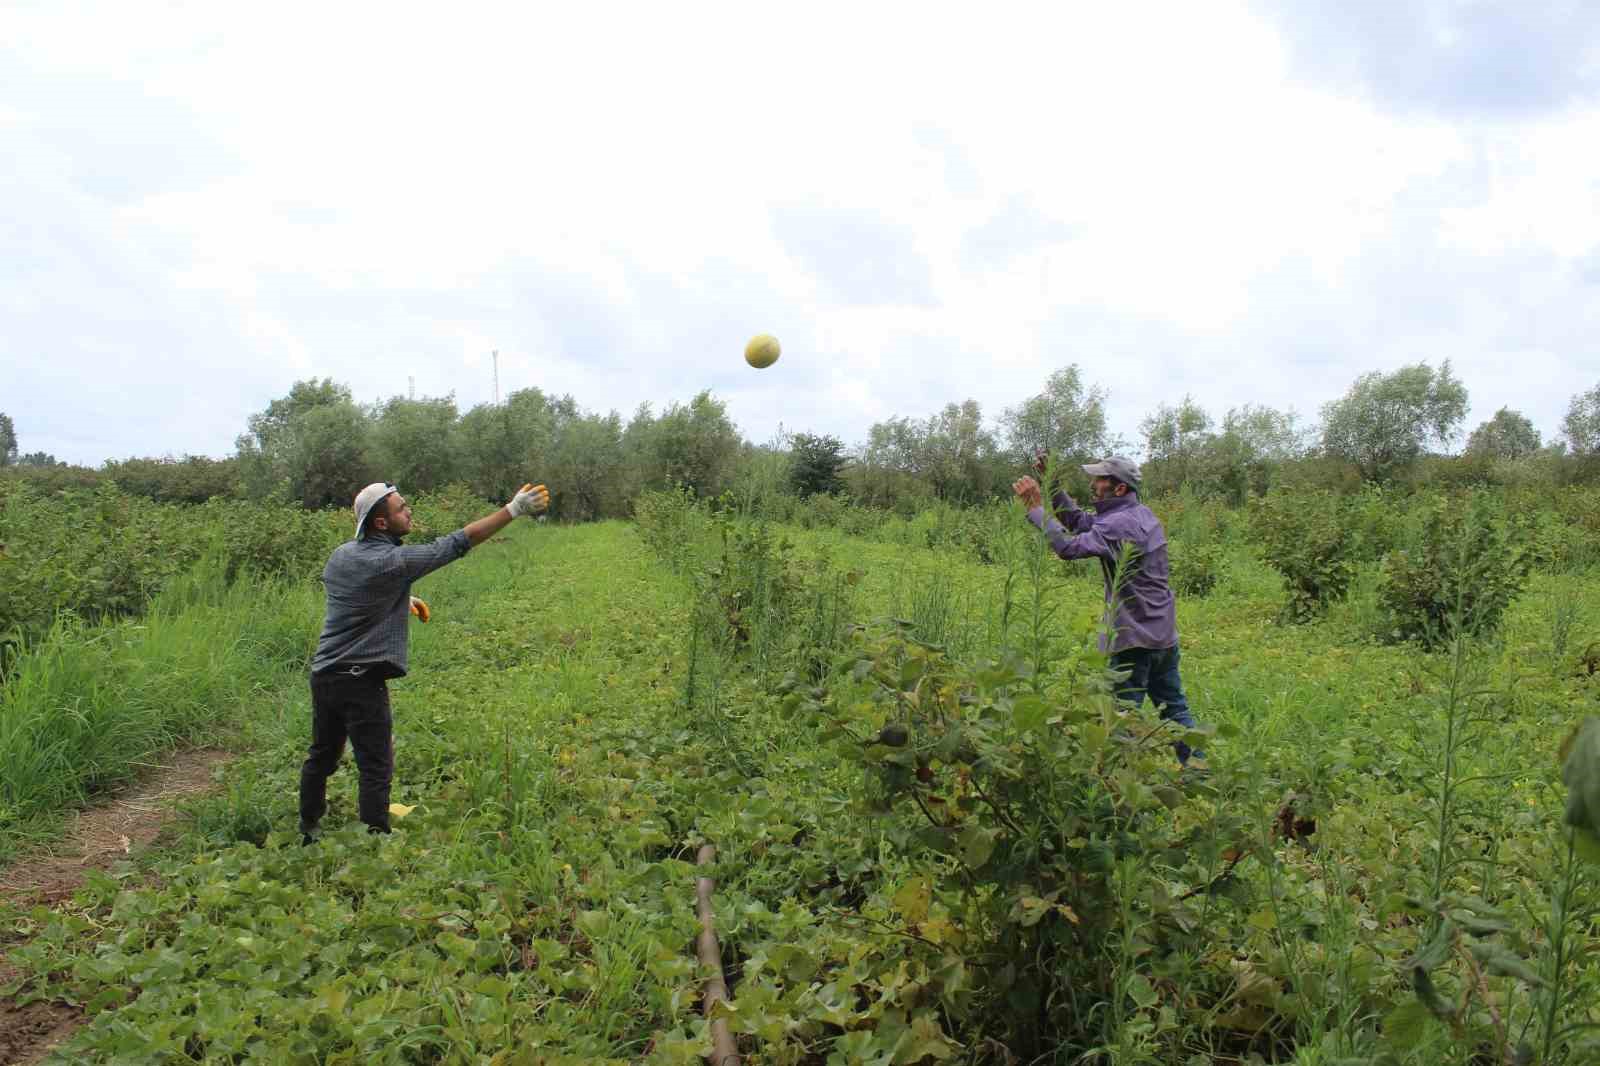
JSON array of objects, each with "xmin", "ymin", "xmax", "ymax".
[
  {"xmin": 1012, "ymin": 475, "xmax": 1043, "ymax": 510},
  {"xmin": 507, "ymin": 483, "xmax": 550, "ymax": 518}
]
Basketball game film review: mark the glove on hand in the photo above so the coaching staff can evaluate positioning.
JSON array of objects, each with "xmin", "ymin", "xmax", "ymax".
[
  {"xmin": 507, "ymin": 483, "xmax": 550, "ymax": 518},
  {"xmin": 409, "ymin": 597, "xmax": 430, "ymax": 623}
]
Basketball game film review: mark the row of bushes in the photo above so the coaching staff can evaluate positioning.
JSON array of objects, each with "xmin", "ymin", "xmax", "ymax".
[
  {"xmin": 1249, "ymin": 485, "xmax": 1597, "ymax": 645},
  {"xmin": 632, "ymin": 482, "xmax": 1600, "ymax": 1062},
  {"xmin": 650, "ymin": 479, "xmax": 1600, "ymax": 650},
  {"xmin": 0, "ymin": 480, "xmax": 500, "ymax": 663}
]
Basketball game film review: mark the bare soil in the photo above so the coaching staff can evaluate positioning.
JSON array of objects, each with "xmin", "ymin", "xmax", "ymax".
[{"xmin": 0, "ymin": 749, "xmax": 233, "ymax": 1066}]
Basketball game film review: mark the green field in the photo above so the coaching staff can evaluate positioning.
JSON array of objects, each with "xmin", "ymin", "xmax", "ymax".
[{"xmin": 3, "ymin": 503, "xmax": 1598, "ymax": 1064}]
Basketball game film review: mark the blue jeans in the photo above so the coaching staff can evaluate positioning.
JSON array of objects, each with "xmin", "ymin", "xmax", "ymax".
[{"xmin": 1110, "ymin": 645, "xmax": 1202, "ymax": 765}]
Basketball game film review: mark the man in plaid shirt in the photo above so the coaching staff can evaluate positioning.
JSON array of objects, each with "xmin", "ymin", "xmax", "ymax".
[{"xmin": 299, "ymin": 480, "xmax": 549, "ymax": 842}]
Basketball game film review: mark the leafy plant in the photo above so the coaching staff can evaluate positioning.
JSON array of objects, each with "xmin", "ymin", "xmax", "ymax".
[
  {"xmin": 1250, "ymin": 490, "xmax": 1358, "ymax": 621},
  {"xmin": 1376, "ymin": 491, "xmax": 1531, "ymax": 647},
  {"xmin": 822, "ymin": 617, "xmax": 1226, "ymax": 1058},
  {"xmin": 1170, "ymin": 538, "xmax": 1226, "ymax": 598}
]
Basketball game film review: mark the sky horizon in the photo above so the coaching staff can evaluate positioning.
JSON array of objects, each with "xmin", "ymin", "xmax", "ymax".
[{"xmin": 6, "ymin": 1, "xmax": 1599, "ymax": 467}]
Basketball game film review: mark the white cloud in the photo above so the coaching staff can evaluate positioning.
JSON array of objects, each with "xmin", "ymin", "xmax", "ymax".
[{"xmin": 2, "ymin": 0, "xmax": 1599, "ymax": 465}]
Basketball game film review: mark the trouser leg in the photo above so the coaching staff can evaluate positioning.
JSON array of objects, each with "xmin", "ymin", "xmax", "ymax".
[
  {"xmin": 1110, "ymin": 647, "xmax": 1153, "ymax": 709},
  {"xmin": 1147, "ymin": 645, "xmax": 1202, "ymax": 765},
  {"xmin": 344, "ymin": 680, "xmax": 395, "ymax": 833},
  {"xmin": 299, "ymin": 675, "xmax": 349, "ymax": 832}
]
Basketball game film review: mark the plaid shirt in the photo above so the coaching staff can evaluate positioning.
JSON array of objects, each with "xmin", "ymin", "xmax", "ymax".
[{"xmin": 310, "ymin": 530, "xmax": 470, "ymax": 676}]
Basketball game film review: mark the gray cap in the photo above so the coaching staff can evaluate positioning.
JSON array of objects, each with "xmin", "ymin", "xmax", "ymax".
[
  {"xmin": 353, "ymin": 481, "xmax": 397, "ymax": 537},
  {"xmin": 1081, "ymin": 457, "xmax": 1141, "ymax": 489}
]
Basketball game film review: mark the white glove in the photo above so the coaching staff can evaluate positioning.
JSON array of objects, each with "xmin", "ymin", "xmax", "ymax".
[{"xmin": 507, "ymin": 483, "xmax": 549, "ymax": 518}]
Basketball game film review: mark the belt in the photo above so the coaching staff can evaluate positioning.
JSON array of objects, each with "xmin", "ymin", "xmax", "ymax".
[{"xmin": 320, "ymin": 663, "xmax": 377, "ymax": 678}]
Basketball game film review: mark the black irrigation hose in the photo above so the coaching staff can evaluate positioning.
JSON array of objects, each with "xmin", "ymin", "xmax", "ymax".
[{"xmin": 695, "ymin": 844, "xmax": 741, "ymax": 1066}]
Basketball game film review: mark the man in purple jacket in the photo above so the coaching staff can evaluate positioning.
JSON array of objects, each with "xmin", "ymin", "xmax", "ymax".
[{"xmin": 1012, "ymin": 456, "xmax": 1203, "ymax": 765}]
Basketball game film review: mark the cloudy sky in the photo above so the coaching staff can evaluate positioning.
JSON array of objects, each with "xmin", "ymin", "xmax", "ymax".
[{"xmin": 4, "ymin": 1, "xmax": 1599, "ymax": 466}]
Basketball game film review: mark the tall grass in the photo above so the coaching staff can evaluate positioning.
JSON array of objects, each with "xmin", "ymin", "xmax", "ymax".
[{"xmin": 0, "ymin": 554, "xmax": 320, "ymax": 858}]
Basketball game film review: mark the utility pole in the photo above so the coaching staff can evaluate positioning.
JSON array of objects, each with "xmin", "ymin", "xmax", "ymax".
[{"xmin": 492, "ymin": 350, "xmax": 500, "ymax": 406}]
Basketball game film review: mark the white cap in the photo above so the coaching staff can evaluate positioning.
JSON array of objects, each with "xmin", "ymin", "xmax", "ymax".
[{"xmin": 353, "ymin": 482, "xmax": 397, "ymax": 537}]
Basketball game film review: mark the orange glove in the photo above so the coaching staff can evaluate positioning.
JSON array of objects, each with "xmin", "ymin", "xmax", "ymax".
[{"xmin": 409, "ymin": 596, "xmax": 430, "ymax": 623}]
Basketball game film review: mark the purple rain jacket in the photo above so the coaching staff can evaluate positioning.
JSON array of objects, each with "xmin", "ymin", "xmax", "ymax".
[{"xmin": 1026, "ymin": 489, "xmax": 1178, "ymax": 653}]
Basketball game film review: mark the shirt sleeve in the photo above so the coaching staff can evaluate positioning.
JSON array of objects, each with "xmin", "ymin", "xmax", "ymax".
[
  {"xmin": 392, "ymin": 529, "xmax": 471, "ymax": 581},
  {"xmin": 1027, "ymin": 506, "xmax": 1115, "ymax": 561},
  {"xmin": 1051, "ymin": 490, "xmax": 1094, "ymax": 533}
]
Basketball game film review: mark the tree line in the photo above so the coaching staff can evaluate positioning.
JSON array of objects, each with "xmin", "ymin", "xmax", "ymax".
[{"xmin": 5, "ymin": 367, "xmax": 1600, "ymax": 513}]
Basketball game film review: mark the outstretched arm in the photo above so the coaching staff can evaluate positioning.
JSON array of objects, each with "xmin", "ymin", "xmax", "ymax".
[{"xmin": 464, "ymin": 483, "xmax": 549, "ymax": 547}]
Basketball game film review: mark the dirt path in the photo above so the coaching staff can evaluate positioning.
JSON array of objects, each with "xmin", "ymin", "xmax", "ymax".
[{"xmin": 0, "ymin": 749, "xmax": 233, "ymax": 1066}]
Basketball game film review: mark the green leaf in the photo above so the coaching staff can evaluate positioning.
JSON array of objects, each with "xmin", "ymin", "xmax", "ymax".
[
  {"xmin": 1383, "ymin": 998, "xmax": 1435, "ymax": 1051},
  {"xmin": 1574, "ymin": 828, "xmax": 1600, "ymax": 864},
  {"xmin": 1152, "ymin": 785, "xmax": 1184, "ymax": 810},
  {"xmin": 1452, "ymin": 914, "xmax": 1512, "ymax": 937},
  {"xmin": 1467, "ymin": 942, "xmax": 1545, "ymax": 987},
  {"xmin": 1413, "ymin": 967, "xmax": 1453, "ymax": 1020},
  {"xmin": 1126, "ymin": 973, "xmax": 1159, "ymax": 1009},
  {"xmin": 575, "ymin": 910, "xmax": 611, "ymax": 938},
  {"xmin": 958, "ymin": 825, "xmax": 997, "ymax": 869},
  {"xmin": 1081, "ymin": 722, "xmax": 1109, "ymax": 754},
  {"xmin": 893, "ymin": 878, "xmax": 931, "ymax": 924},
  {"xmin": 1409, "ymin": 918, "xmax": 1454, "ymax": 972},
  {"xmin": 1012, "ymin": 695, "xmax": 1048, "ymax": 734},
  {"xmin": 1561, "ymin": 718, "xmax": 1600, "ymax": 855}
]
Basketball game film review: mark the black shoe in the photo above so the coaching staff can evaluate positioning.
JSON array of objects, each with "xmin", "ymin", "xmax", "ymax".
[{"xmin": 299, "ymin": 820, "xmax": 320, "ymax": 845}]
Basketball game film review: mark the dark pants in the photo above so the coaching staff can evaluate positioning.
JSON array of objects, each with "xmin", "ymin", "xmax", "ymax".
[
  {"xmin": 300, "ymin": 669, "xmax": 395, "ymax": 834},
  {"xmin": 1110, "ymin": 645, "xmax": 1202, "ymax": 765}
]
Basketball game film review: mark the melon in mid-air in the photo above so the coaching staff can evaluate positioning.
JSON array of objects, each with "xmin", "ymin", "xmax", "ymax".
[{"xmin": 744, "ymin": 334, "xmax": 780, "ymax": 369}]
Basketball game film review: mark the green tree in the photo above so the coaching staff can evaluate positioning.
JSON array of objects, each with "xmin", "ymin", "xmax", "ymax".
[
  {"xmin": 235, "ymin": 378, "xmax": 373, "ymax": 507},
  {"xmin": 922, "ymin": 400, "xmax": 999, "ymax": 502},
  {"xmin": 369, "ymin": 394, "xmax": 462, "ymax": 493},
  {"xmin": 851, "ymin": 416, "xmax": 927, "ymax": 510},
  {"xmin": 547, "ymin": 410, "xmax": 625, "ymax": 520},
  {"xmin": 1139, "ymin": 395, "xmax": 1212, "ymax": 494},
  {"xmin": 1463, "ymin": 407, "xmax": 1541, "ymax": 461},
  {"xmin": 241, "ymin": 379, "xmax": 351, "ymax": 455},
  {"xmin": 1203, "ymin": 404, "xmax": 1305, "ymax": 505},
  {"xmin": 644, "ymin": 390, "xmax": 741, "ymax": 498},
  {"xmin": 858, "ymin": 401, "xmax": 1000, "ymax": 504},
  {"xmin": 286, "ymin": 403, "xmax": 375, "ymax": 509},
  {"xmin": 617, "ymin": 402, "xmax": 659, "ymax": 507},
  {"xmin": 999, "ymin": 364, "xmax": 1111, "ymax": 465},
  {"xmin": 1562, "ymin": 382, "xmax": 1600, "ymax": 456},
  {"xmin": 789, "ymin": 432, "xmax": 848, "ymax": 497},
  {"xmin": 0, "ymin": 413, "xmax": 16, "ymax": 466},
  {"xmin": 1319, "ymin": 360, "xmax": 1468, "ymax": 481},
  {"xmin": 17, "ymin": 452, "xmax": 60, "ymax": 467},
  {"xmin": 456, "ymin": 388, "xmax": 573, "ymax": 501}
]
